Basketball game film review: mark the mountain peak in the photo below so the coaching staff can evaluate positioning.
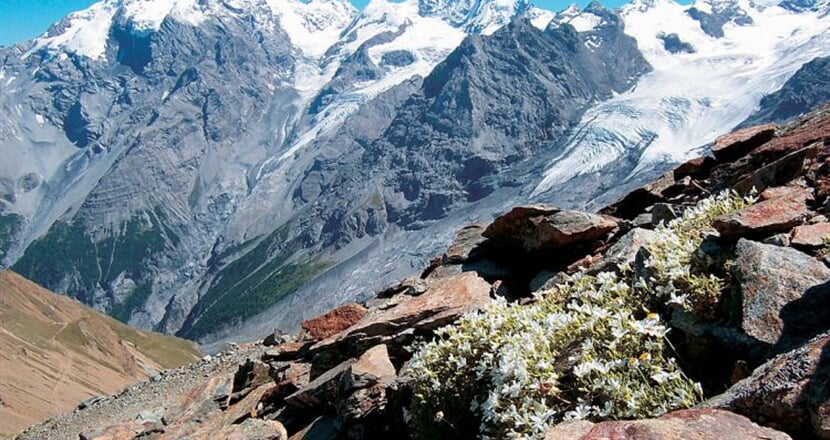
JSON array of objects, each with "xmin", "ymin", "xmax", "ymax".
[
  {"xmin": 418, "ymin": 0, "xmax": 531, "ymax": 33},
  {"xmin": 23, "ymin": 0, "xmax": 357, "ymax": 60}
]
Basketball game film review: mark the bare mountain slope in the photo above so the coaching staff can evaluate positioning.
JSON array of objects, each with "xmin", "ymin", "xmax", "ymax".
[{"xmin": 0, "ymin": 270, "xmax": 200, "ymax": 436}]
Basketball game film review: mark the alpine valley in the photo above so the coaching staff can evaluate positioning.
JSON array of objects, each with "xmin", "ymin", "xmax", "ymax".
[{"xmin": 1, "ymin": 0, "xmax": 829, "ymax": 348}]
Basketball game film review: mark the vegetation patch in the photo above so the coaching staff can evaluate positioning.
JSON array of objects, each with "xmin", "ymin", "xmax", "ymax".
[
  {"xmin": 12, "ymin": 210, "xmax": 174, "ymax": 317},
  {"xmin": 0, "ymin": 213, "xmax": 24, "ymax": 263},
  {"xmin": 408, "ymin": 191, "xmax": 753, "ymax": 438}
]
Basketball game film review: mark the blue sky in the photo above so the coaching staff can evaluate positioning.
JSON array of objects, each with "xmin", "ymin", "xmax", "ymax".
[{"xmin": 0, "ymin": 0, "xmax": 635, "ymax": 47}]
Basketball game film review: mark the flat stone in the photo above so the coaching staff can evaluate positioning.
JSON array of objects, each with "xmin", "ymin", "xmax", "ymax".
[
  {"xmin": 705, "ymin": 333, "xmax": 829, "ymax": 439},
  {"xmin": 484, "ymin": 207, "xmax": 617, "ymax": 252},
  {"xmin": 301, "ymin": 303, "xmax": 368, "ymax": 340},
  {"xmin": 791, "ymin": 223, "xmax": 830, "ymax": 248},
  {"xmin": 733, "ymin": 239, "xmax": 830, "ymax": 344},
  {"xmin": 547, "ymin": 409, "xmax": 791, "ymax": 440},
  {"xmin": 712, "ymin": 123, "xmax": 777, "ymax": 162},
  {"xmin": 713, "ymin": 187, "xmax": 809, "ymax": 238}
]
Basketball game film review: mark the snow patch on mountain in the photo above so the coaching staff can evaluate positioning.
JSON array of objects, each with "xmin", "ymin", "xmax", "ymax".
[
  {"xmin": 534, "ymin": 0, "xmax": 830, "ymax": 195},
  {"xmin": 25, "ymin": 1, "xmax": 117, "ymax": 60},
  {"xmin": 264, "ymin": 0, "xmax": 357, "ymax": 57}
]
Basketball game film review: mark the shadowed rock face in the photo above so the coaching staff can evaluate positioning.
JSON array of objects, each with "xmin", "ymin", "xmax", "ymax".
[{"xmin": 741, "ymin": 56, "xmax": 830, "ymax": 127}]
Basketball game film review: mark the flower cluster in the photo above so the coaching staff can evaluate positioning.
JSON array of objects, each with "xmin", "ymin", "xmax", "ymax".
[
  {"xmin": 408, "ymin": 271, "xmax": 700, "ymax": 438},
  {"xmin": 407, "ymin": 191, "xmax": 751, "ymax": 439},
  {"xmin": 638, "ymin": 190, "xmax": 754, "ymax": 315}
]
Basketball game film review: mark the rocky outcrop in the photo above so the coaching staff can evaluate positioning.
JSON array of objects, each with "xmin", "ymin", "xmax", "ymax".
[
  {"xmin": 712, "ymin": 123, "xmax": 778, "ymax": 162},
  {"xmin": 483, "ymin": 205, "xmax": 618, "ymax": 253}
]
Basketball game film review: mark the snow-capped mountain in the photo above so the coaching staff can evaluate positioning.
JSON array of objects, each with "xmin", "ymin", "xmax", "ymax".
[
  {"xmin": 1, "ymin": 0, "xmax": 828, "ymax": 346},
  {"xmin": 533, "ymin": 0, "xmax": 830, "ymax": 195}
]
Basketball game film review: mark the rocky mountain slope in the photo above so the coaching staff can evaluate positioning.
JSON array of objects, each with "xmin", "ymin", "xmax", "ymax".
[
  {"xmin": 0, "ymin": 270, "xmax": 200, "ymax": 436},
  {"xmin": 17, "ymin": 102, "xmax": 830, "ymax": 440},
  {"xmin": 1, "ymin": 0, "xmax": 829, "ymax": 346}
]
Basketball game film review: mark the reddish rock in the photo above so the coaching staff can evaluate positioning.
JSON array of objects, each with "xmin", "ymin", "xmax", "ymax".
[
  {"xmin": 753, "ymin": 113, "xmax": 830, "ymax": 159},
  {"xmin": 546, "ymin": 409, "xmax": 791, "ymax": 440},
  {"xmin": 713, "ymin": 187, "xmax": 810, "ymax": 237},
  {"xmin": 484, "ymin": 206, "xmax": 617, "ymax": 252},
  {"xmin": 231, "ymin": 359, "xmax": 273, "ymax": 398},
  {"xmin": 712, "ymin": 123, "xmax": 777, "ymax": 162},
  {"xmin": 705, "ymin": 333, "xmax": 829, "ymax": 439},
  {"xmin": 285, "ymin": 358, "xmax": 355, "ymax": 409},
  {"xmin": 310, "ymin": 273, "xmax": 492, "ymax": 372},
  {"xmin": 323, "ymin": 272, "xmax": 491, "ymax": 342},
  {"xmin": 301, "ymin": 303, "xmax": 368, "ymax": 340},
  {"xmin": 791, "ymin": 223, "xmax": 830, "ymax": 248}
]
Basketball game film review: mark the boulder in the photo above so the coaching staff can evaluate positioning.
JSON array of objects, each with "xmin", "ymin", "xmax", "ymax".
[
  {"xmin": 546, "ymin": 409, "xmax": 790, "ymax": 440},
  {"xmin": 712, "ymin": 123, "xmax": 777, "ymax": 162},
  {"xmin": 337, "ymin": 345, "xmax": 397, "ymax": 421},
  {"xmin": 600, "ymin": 172, "xmax": 676, "ymax": 219},
  {"xmin": 231, "ymin": 359, "xmax": 273, "ymax": 397},
  {"xmin": 713, "ymin": 187, "xmax": 810, "ymax": 238},
  {"xmin": 301, "ymin": 303, "xmax": 368, "ymax": 340},
  {"xmin": 791, "ymin": 222, "xmax": 830, "ymax": 248},
  {"xmin": 484, "ymin": 206, "xmax": 617, "ymax": 252},
  {"xmin": 705, "ymin": 333, "xmax": 829, "ymax": 439},
  {"xmin": 732, "ymin": 239, "xmax": 830, "ymax": 345}
]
